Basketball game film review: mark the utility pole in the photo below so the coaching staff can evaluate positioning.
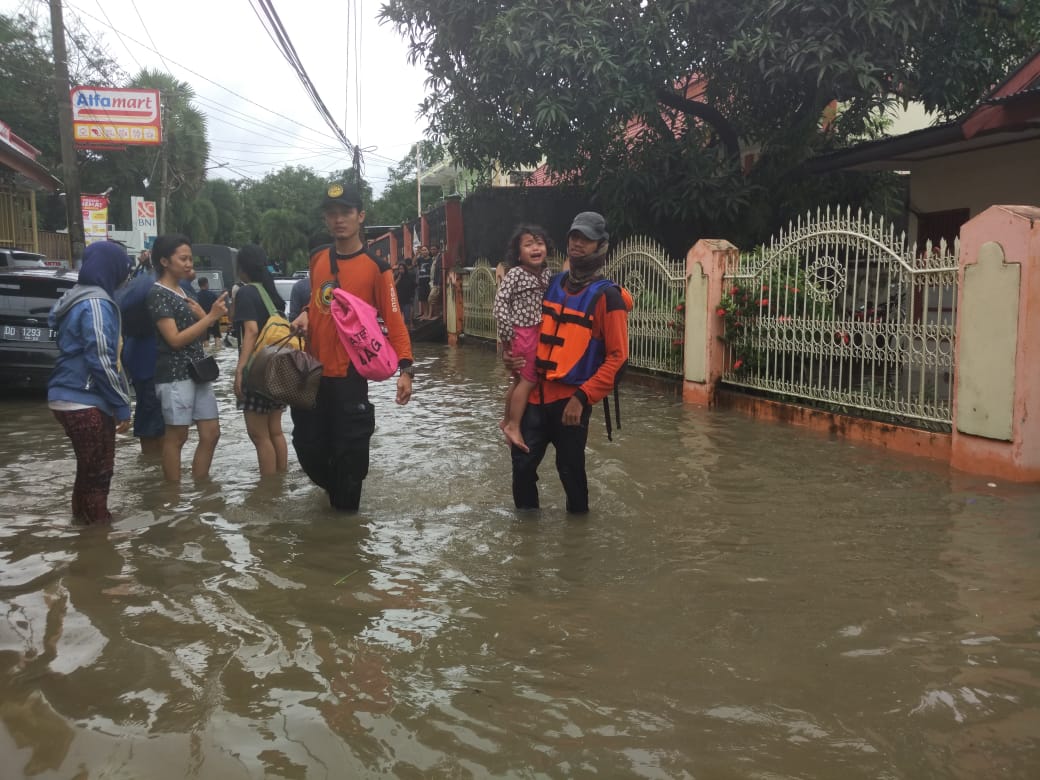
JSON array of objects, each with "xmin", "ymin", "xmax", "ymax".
[
  {"xmin": 49, "ymin": 0, "xmax": 85, "ymax": 265},
  {"xmin": 158, "ymin": 98, "xmax": 168, "ymax": 234},
  {"xmin": 416, "ymin": 144, "xmax": 422, "ymax": 218}
]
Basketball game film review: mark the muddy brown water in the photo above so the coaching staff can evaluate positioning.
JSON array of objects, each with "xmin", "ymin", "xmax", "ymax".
[{"xmin": 1, "ymin": 344, "xmax": 1038, "ymax": 779}]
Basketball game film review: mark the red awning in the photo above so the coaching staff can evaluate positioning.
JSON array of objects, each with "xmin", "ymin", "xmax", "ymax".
[{"xmin": 0, "ymin": 141, "xmax": 62, "ymax": 192}]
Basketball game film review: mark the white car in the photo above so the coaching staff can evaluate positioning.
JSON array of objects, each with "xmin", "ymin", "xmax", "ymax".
[{"xmin": 273, "ymin": 278, "xmax": 297, "ymax": 316}]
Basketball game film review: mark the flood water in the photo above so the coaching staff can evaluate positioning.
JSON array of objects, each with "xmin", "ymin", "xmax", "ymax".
[{"xmin": 1, "ymin": 344, "xmax": 1038, "ymax": 779}]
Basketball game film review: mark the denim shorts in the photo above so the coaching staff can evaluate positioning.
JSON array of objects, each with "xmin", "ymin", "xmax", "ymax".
[{"xmin": 156, "ymin": 378, "xmax": 219, "ymax": 426}]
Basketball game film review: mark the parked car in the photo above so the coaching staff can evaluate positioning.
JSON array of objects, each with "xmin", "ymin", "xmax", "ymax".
[
  {"xmin": 0, "ymin": 268, "xmax": 78, "ymax": 389},
  {"xmin": 0, "ymin": 248, "xmax": 46, "ymax": 269},
  {"xmin": 273, "ymin": 278, "xmax": 296, "ymax": 316}
]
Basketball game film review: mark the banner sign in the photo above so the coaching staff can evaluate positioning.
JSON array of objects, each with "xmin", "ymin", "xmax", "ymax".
[
  {"xmin": 131, "ymin": 196, "xmax": 157, "ymax": 231},
  {"xmin": 81, "ymin": 194, "xmax": 109, "ymax": 245},
  {"xmin": 71, "ymin": 87, "xmax": 162, "ymax": 147}
]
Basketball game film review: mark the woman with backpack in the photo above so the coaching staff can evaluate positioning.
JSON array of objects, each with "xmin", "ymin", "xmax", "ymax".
[{"xmin": 232, "ymin": 244, "xmax": 289, "ymax": 476}]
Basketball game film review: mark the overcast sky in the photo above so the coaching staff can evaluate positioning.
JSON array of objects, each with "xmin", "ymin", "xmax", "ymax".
[{"xmin": 2, "ymin": 0, "xmax": 431, "ymax": 194}]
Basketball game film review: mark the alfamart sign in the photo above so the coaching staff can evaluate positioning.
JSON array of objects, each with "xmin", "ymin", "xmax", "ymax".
[{"xmin": 71, "ymin": 87, "xmax": 162, "ymax": 147}]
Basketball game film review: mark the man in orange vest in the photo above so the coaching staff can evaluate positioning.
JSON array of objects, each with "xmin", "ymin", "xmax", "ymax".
[
  {"xmin": 505, "ymin": 212, "xmax": 630, "ymax": 513},
  {"xmin": 290, "ymin": 183, "xmax": 414, "ymax": 512}
]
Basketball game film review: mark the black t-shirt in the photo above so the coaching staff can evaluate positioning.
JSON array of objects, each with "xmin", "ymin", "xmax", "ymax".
[
  {"xmin": 233, "ymin": 284, "xmax": 274, "ymax": 340},
  {"xmin": 395, "ymin": 265, "xmax": 416, "ymax": 299}
]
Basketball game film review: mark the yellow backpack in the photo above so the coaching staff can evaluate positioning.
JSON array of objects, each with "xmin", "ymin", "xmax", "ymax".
[{"xmin": 250, "ymin": 283, "xmax": 303, "ymax": 351}]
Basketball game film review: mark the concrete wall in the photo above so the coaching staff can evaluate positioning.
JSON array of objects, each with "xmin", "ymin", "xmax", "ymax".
[{"xmin": 909, "ymin": 140, "xmax": 1040, "ymax": 245}]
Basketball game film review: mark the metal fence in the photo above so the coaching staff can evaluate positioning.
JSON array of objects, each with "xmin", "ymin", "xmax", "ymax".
[
  {"xmin": 461, "ymin": 259, "xmax": 498, "ymax": 340},
  {"xmin": 604, "ymin": 236, "xmax": 688, "ymax": 375},
  {"xmin": 461, "ymin": 239, "xmax": 687, "ymax": 377},
  {"xmin": 719, "ymin": 206, "xmax": 959, "ymax": 429}
]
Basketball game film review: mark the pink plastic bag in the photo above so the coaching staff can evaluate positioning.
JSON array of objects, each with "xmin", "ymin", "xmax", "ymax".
[{"xmin": 330, "ymin": 287, "xmax": 399, "ymax": 381}]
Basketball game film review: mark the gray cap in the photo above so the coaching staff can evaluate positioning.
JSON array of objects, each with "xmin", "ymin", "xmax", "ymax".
[{"xmin": 568, "ymin": 211, "xmax": 608, "ymax": 242}]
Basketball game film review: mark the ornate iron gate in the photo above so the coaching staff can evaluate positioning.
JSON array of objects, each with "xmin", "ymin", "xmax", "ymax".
[
  {"xmin": 462, "ymin": 259, "xmax": 497, "ymax": 340},
  {"xmin": 720, "ymin": 207, "xmax": 959, "ymax": 428},
  {"xmin": 604, "ymin": 236, "xmax": 687, "ymax": 376}
]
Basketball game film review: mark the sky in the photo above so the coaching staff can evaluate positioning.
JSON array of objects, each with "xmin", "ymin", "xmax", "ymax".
[{"xmin": 2, "ymin": 0, "xmax": 431, "ymax": 194}]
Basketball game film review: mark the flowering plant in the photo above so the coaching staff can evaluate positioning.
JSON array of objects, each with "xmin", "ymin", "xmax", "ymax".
[{"xmin": 715, "ymin": 263, "xmax": 827, "ymax": 376}]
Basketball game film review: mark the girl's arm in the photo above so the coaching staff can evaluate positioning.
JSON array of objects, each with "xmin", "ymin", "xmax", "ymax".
[{"xmin": 492, "ymin": 271, "xmax": 518, "ymax": 343}]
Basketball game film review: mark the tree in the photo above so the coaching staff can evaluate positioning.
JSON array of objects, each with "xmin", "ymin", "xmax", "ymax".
[
  {"xmin": 368, "ymin": 141, "xmax": 445, "ymax": 225},
  {"xmin": 380, "ymin": 0, "xmax": 1040, "ymax": 247},
  {"xmin": 1, "ymin": 10, "xmax": 126, "ymax": 229}
]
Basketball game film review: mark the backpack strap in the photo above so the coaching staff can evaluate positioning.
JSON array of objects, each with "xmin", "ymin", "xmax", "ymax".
[
  {"xmin": 250, "ymin": 282, "xmax": 279, "ymax": 318},
  {"xmin": 601, "ymin": 359, "xmax": 627, "ymax": 442},
  {"xmin": 328, "ymin": 247, "xmax": 339, "ymax": 288}
]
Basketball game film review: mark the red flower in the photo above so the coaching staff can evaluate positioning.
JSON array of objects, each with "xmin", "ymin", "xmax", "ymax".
[
  {"xmin": 789, "ymin": 286, "xmax": 800, "ymax": 293},
  {"xmin": 761, "ymin": 284, "xmax": 769, "ymax": 291},
  {"xmin": 716, "ymin": 307, "xmax": 726, "ymax": 316},
  {"xmin": 672, "ymin": 338, "xmax": 683, "ymax": 346},
  {"xmin": 675, "ymin": 303, "xmax": 685, "ymax": 311},
  {"xmin": 733, "ymin": 359, "xmax": 744, "ymax": 370},
  {"xmin": 729, "ymin": 286, "xmax": 740, "ymax": 295},
  {"xmin": 759, "ymin": 299, "xmax": 769, "ymax": 307}
]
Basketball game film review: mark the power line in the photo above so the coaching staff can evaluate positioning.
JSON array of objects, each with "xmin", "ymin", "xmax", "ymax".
[
  {"xmin": 249, "ymin": 0, "xmax": 355, "ymax": 155},
  {"xmin": 127, "ymin": 0, "xmax": 169, "ymax": 73},
  {"xmin": 88, "ymin": 0, "xmax": 140, "ymax": 72}
]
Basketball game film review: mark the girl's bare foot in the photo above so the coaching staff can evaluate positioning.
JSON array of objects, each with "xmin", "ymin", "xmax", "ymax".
[{"xmin": 502, "ymin": 421, "xmax": 529, "ymax": 453}]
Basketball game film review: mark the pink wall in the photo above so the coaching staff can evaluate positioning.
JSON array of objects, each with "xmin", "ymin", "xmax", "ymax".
[{"xmin": 952, "ymin": 205, "xmax": 1040, "ymax": 481}]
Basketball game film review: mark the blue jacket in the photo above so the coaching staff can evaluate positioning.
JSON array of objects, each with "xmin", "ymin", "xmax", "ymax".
[
  {"xmin": 116, "ymin": 271, "xmax": 158, "ymax": 381},
  {"xmin": 47, "ymin": 286, "xmax": 131, "ymax": 420}
]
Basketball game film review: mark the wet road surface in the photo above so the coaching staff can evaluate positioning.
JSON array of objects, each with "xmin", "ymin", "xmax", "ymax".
[{"xmin": 1, "ymin": 344, "xmax": 1038, "ymax": 778}]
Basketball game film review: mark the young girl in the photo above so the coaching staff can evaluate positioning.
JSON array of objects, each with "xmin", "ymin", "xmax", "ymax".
[
  {"xmin": 232, "ymin": 244, "xmax": 289, "ymax": 477},
  {"xmin": 492, "ymin": 224, "xmax": 553, "ymax": 452},
  {"xmin": 146, "ymin": 234, "xmax": 228, "ymax": 482},
  {"xmin": 48, "ymin": 241, "xmax": 133, "ymax": 523}
]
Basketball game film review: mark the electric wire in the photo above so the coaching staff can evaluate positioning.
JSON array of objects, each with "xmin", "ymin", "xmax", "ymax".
[{"xmin": 249, "ymin": 0, "xmax": 355, "ymax": 155}]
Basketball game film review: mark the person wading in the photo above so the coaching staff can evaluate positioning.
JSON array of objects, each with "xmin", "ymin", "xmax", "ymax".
[
  {"xmin": 504, "ymin": 212, "xmax": 630, "ymax": 514},
  {"xmin": 290, "ymin": 183, "xmax": 415, "ymax": 512}
]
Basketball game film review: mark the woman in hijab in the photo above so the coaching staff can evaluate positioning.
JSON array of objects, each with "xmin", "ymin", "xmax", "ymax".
[{"xmin": 47, "ymin": 240, "xmax": 134, "ymax": 523}]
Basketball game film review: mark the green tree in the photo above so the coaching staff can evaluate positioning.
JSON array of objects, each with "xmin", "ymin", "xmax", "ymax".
[
  {"xmin": 380, "ymin": 0, "xmax": 1040, "ymax": 247},
  {"xmin": 1, "ymin": 11, "xmax": 126, "ymax": 229},
  {"xmin": 259, "ymin": 208, "xmax": 306, "ymax": 268},
  {"xmin": 368, "ymin": 142, "xmax": 445, "ymax": 225},
  {"xmin": 201, "ymin": 179, "xmax": 243, "ymax": 246}
]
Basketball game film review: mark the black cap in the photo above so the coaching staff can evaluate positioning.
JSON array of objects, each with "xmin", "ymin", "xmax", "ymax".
[
  {"xmin": 568, "ymin": 211, "xmax": 608, "ymax": 242},
  {"xmin": 322, "ymin": 182, "xmax": 363, "ymax": 210}
]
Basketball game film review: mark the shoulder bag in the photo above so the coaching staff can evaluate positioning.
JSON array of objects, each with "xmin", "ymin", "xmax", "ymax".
[
  {"xmin": 244, "ymin": 334, "xmax": 322, "ymax": 409},
  {"xmin": 326, "ymin": 248, "xmax": 399, "ymax": 381}
]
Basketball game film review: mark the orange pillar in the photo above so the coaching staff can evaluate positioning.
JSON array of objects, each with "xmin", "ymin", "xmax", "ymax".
[
  {"xmin": 682, "ymin": 239, "xmax": 738, "ymax": 407},
  {"xmin": 952, "ymin": 205, "xmax": 1040, "ymax": 481},
  {"xmin": 402, "ymin": 223, "xmax": 414, "ymax": 259}
]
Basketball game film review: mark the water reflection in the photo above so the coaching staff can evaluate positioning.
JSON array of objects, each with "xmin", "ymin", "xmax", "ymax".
[{"xmin": 1, "ymin": 344, "xmax": 1038, "ymax": 778}]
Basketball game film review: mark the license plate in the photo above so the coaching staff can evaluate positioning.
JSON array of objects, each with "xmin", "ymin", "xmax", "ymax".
[{"xmin": 1, "ymin": 325, "xmax": 55, "ymax": 342}]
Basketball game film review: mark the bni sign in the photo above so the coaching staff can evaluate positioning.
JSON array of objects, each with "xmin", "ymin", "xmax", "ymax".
[
  {"xmin": 131, "ymin": 196, "xmax": 157, "ymax": 231},
  {"xmin": 71, "ymin": 87, "xmax": 162, "ymax": 147}
]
